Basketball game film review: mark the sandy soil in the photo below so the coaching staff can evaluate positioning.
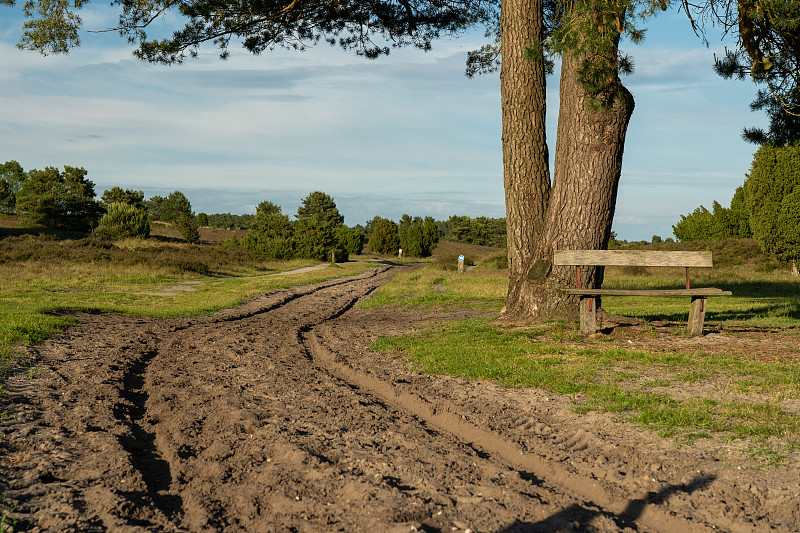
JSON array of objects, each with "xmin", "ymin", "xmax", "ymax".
[{"xmin": 1, "ymin": 265, "xmax": 798, "ymax": 532}]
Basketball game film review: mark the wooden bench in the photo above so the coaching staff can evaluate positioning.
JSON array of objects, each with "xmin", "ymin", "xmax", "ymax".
[{"xmin": 553, "ymin": 250, "xmax": 732, "ymax": 337}]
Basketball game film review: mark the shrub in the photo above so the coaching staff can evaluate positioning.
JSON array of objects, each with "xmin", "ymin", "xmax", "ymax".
[
  {"xmin": 338, "ymin": 226, "xmax": 365, "ymax": 255},
  {"xmin": 368, "ymin": 216, "xmax": 400, "ymax": 254},
  {"xmin": 746, "ymin": 144, "xmax": 800, "ymax": 266},
  {"xmin": 238, "ymin": 201, "xmax": 295, "ymax": 259},
  {"xmin": 175, "ymin": 213, "xmax": 200, "ymax": 244},
  {"xmin": 95, "ymin": 203, "xmax": 150, "ymax": 240}
]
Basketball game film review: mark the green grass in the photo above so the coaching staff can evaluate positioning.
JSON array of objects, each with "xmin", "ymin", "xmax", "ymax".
[
  {"xmin": 361, "ymin": 267, "xmax": 507, "ymax": 311},
  {"xmin": 373, "ymin": 318, "xmax": 800, "ymax": 447},
  {"xmin": 367, "ymin": 241, "xmax": 800, "ymax": 460}
]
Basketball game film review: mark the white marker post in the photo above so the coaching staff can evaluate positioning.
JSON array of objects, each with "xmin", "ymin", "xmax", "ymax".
[
  {"xmin": 398, "ymin": 248, "xmax": 403, "ymax": 258},
  {"xmin": 458, "ymin": 255, "xmax": 465, "ymax": 273}
]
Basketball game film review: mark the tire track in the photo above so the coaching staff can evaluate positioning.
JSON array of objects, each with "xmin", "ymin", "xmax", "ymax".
[
  {"xmin": 1, "ymin": 265, "xmax": 792, "ymax": 532},
  {"xmin": 304, "ymin": 330, "xmax": 718, "ymax": 533}
]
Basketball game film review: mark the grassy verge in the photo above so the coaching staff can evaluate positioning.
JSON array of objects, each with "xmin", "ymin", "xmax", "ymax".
[{"xmin": 368, "ymin": 243, "xmax": 800, "ymax": 462}]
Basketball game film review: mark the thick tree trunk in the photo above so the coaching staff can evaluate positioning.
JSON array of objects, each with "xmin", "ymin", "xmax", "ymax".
[
  {"xmin": 500, "ymin": 0, "xmax": 551, "ymax": 317},
  {"xmin": 527, "ymin": 52, "xmax": 635, "ymax": 318}
]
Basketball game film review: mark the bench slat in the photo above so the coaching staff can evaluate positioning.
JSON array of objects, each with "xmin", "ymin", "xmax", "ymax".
[
  {"xmin": 553, "ymin": 250, "xmax": 713, "ymax": 267},
  {"xmin": 561, "ymin": 288, "xmax": 732, "ymax": 297}
]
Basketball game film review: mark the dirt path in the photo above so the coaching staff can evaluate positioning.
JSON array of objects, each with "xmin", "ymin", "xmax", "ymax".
[{"xmin": 1, "ymin": 266, "xmax": 798, "ymax": 532}]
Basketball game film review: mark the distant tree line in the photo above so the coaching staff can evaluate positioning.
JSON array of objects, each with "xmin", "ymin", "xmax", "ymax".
[
  {"xmin": 2, "ymin": 160, "xmax": 509, "ymax": 262},
  {"xmin": 199, "ymin": 213, "xmax": 254, "ymax": 230},
  {"xmin": 436, "ymin": 215, "xmax": 506, "ymax": 248},
  {"xmin": 673, "ymin": 144, "xmax": 800, "ymax": 271}
]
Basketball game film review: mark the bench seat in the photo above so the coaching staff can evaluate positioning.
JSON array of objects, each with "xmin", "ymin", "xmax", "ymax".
[
  {"xmin": 562, "ymin": 288, "xmax": 732, "ymax": 297},
  {"xmin": 553, "ymin": 249, "xmax": 732, "ymax": 337}
]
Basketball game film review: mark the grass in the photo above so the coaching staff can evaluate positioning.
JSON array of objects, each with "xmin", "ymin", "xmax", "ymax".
[
  {"xmin": 367, "ymin": 239, "xmax": 800, "ymax": 462},
  {"xmin": 373, "ymin": 318, "xmax": 800, "ymax": 447}
]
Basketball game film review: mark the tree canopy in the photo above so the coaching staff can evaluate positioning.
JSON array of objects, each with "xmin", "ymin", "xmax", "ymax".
[
  {"xmin": 16, "ymin": 165, "xmax": 103, "ymax": 231},
  {"xmin": 8, "ymin": 0, "xmax": 492, "ymax": 63},
  {"xmin": 693, "ymin": 0, "xmax": 800, "ymax": 144}
]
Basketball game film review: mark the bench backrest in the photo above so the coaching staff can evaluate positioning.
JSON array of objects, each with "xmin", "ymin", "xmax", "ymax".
[{"xmin": 553, "ymin": 250, "xmax": 713, "ymax": 268}]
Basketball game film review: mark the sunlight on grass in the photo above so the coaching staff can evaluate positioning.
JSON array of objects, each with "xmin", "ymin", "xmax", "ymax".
[
  {"xmin": 373, "ymin": 317, "xmax": 800, "ymax": 446},
  {"xmin": 362, "ymin": 265, "xmax": 506, "ymax": 310}
]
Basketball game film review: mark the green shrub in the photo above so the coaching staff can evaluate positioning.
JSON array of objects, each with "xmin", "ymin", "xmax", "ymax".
[
  {"xmin": 368, "ymin": 216, "xmax": 400, "ymax": 255},
  {"xmin": 175, "ymin": 213, "xmax": 200, "ymax": 244},
  {"xmin": 95, "ymin": 202, "xmax": 150, "ymax": 240},
  {"xmin": 238, "ymin": 201, "xmax": 295, "ymax": 259},
  {"xmin": 747, "ymin": 144, "xmax": 800, "ymax": 265},
  {"xmin": 338, "ymin": 226, "xmax": 365, "ymax": 255}
]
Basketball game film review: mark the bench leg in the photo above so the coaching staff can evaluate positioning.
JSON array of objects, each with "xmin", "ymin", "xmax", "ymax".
[
  {"xmin": 579, "ymin": 296, "xmax": 598, "ymax": 336},
  {"xmin": 687, "ymin": 296, "xmax": 706, "ymax": 337}
]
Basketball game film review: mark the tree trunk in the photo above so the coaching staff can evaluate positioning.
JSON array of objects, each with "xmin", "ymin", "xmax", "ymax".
[
  {"xmin": 500, "ymin": 0, "xmax": 551, "ymax": 317},
  {"xmin": 527, "ymin": 51, "xmax": 635, "ymax": 318}
]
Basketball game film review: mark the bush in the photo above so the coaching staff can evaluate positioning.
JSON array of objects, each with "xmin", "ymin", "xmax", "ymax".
[
  {"xmin": 238, "ymin": 201, "xmax": 295, "ymax": 259},
  {"xmin": 338, "ymin": 226, "xmax": 365, "ymax": 255},
  {"xmin": 368, "ymin": 217, "xmax": 399, "ymax": 254},
  {"xmin": 174, "ymin": 213, "xmax": 200, "ymax": 244},
  {"xmin": 95, "ymin": 203, "xmax": 150, "ymax": 240},
  {"xmin": 746, "ymin": 144, "xmax": 800, "ymax": 265}
]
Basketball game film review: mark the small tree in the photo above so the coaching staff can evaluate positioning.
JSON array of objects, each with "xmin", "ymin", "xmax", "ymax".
[
  {"xmin": 338, "ymin": 226, "xmax": 365, "ymax": 256},
  {"xmin": 196, "ymin": 212, "xmax": 209, "ymax": 227},
  {"xmin": 294, "ymin": 191, "xmax": 346, "ymax": 261},
  {"xmin": 746, "ymin": 144, "xmax": 800, "ymax": 272},
  {"xmin": 101, "ymin": 187, "xmax": 146, "ymax": 209},
  {"xmin": 368, "ymin": 216, "xmax": 400, "ymax": 255},
  {"xmin": 0, "ymin": 180, "xmax": 13, "ymax": 215},
  {"xmin": 0, "ymin": 160, "xmax": 26, "ymax": 214},
  {"xmin": 161, "ymin": 191, "xmax": 193, "ymax": 224},
  {"xmin": 16, "ymin": 165, "xmax": 103, "ymax": 232},
  {"xmin": 673, "ymin": 207, "xmax": 714, "ymax": 241},
  {"xmin": 240, "ymin": 201, "xmax": 295, "ymax": 259},
  {"xmin": 146, "ymin": 195, "xmax": 165, "ymax": 220},
  {"xmin": 175, "ymin": 213, "xmax": 200, "ymax": 244},
  {"xmin": 95, "ymin": 202, "xmax": 150, "ymax": 240}
]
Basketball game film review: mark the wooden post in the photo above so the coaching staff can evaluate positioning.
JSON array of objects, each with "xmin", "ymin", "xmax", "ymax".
[
  {"xmin": 331, "ymin": 250, "xmax": 336, "ymax": 264},
  {"xmin": 458, "ymin": 255, "xmax": 465, "ymax": 274},
  {"xmin": 579, "ymin": 296, "xmax": 598, "ymax": 336},
  {"xmin": 687, "ymin": 296, "xmax": 706, "ymax": 337}
]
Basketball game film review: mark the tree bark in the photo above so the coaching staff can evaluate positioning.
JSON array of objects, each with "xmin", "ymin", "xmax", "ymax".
[
  {"xmin": 527, "ymin": 50, "xmax": 635, "ymax": 318},
  {"xmin": 500, "ymin": 0, "xmax": 551, "ymax": 317}
]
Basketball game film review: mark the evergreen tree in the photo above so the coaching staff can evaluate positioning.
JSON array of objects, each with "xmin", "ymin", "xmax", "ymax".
[
  {"xmin": 746, "ymin": 144, "xmax": 800, "ymax": 270},
  {"xmin": 0, "ymin": 160, "xmax": 26, "ymax": 214},
  {"xmin": 95, "ymin": 202, "xmax": 151, "ymax": 240},
  {"xmin": 101, "ymin": 187, "xmax": 146, "ymax": 209},
  {"xmin": 294, "ymin": 191, "xmax": 346, "ymax": 261},
  {"xmin": 175, "ymin": 213, "xmax": 201, "ymax": 244},
  {"xmin": 337, "ymin": 226, "xmax": 365, "ymax": 256},
  {"xmin": 16, "ymin": 165, "xmax": 103, "ymax": 231},
  {"xmin": 240, "ymin": 201, "xmax": 295, "ymax": 259},
  {"xmin": 367, "ymin": 216, "xmax": 400, "ymax": 255}
]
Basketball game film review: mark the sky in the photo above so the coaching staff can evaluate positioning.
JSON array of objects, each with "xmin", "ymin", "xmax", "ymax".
[{"xmin": 0, "ymin": 5, "xmax": 767, "ymax": 241}]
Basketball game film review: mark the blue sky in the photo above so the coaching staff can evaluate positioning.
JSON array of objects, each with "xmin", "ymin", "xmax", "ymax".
[{"xmin": 1, "ymin": 5, "xmax": 765, "ymax": 240}]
